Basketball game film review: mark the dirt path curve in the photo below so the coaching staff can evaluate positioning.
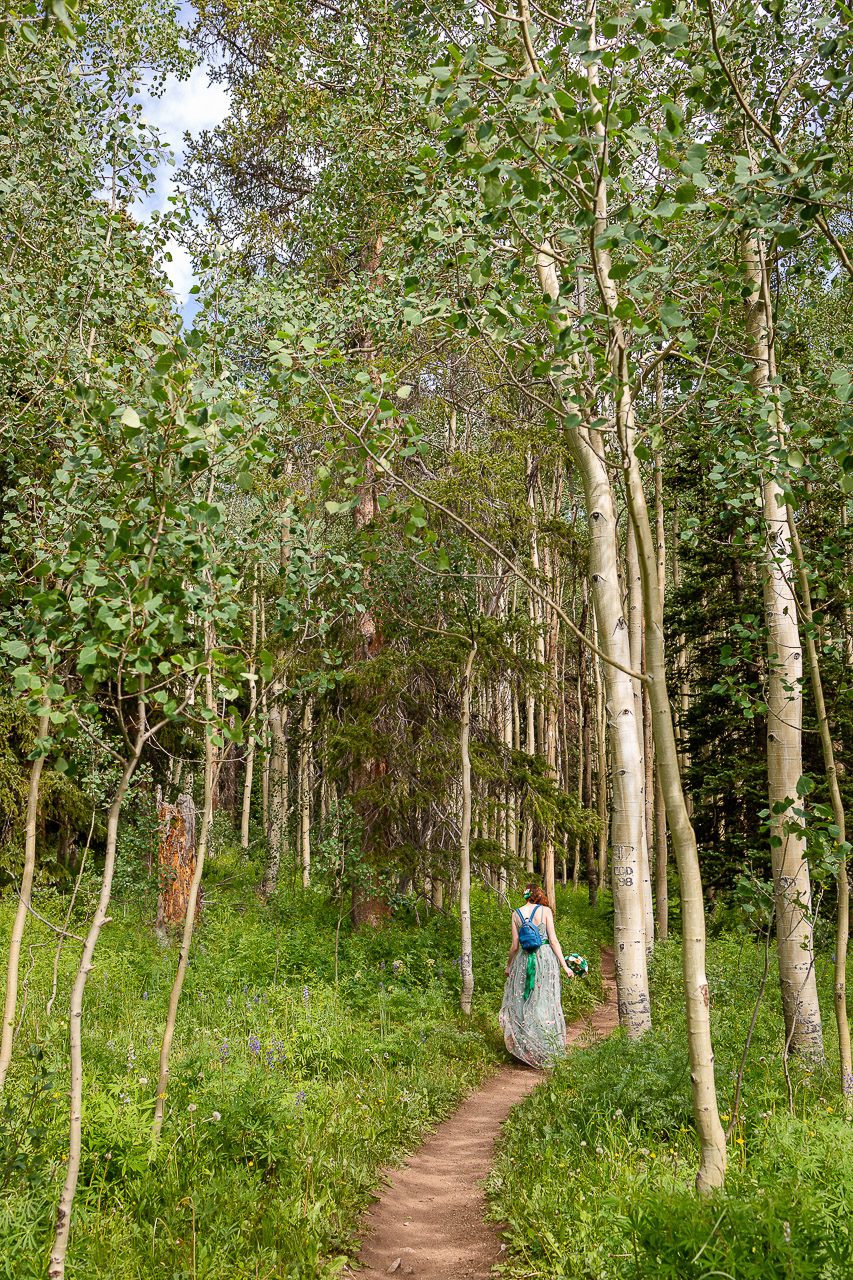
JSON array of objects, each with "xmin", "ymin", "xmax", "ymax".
[{"xmin": 346, "ymin": 947, "xmax": 618, "ymax": 1280}]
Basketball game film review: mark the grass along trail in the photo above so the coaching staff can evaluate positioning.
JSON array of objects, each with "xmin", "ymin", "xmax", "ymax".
[{"xmin": 348, "ymin": 948, "xmax": 618, "ymax": 1280}]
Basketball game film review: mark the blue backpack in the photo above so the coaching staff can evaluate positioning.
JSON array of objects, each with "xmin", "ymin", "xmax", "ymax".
[{"xmin": 516, "ymin": 905, "xmax": 543, "ymax": 952}]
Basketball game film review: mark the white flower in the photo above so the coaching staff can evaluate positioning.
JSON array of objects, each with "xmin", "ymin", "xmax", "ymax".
[
  {"xmin": 139, "ymin": 1077, "xmax": 148, "ymax": 1086},
  {"xmin": 211, "ymin": 1111, "xmax": 221, "ymax": 1122},
  {"xmin": 188, "ymin": 1103, "xmax": 197, "ymax": 1112}
]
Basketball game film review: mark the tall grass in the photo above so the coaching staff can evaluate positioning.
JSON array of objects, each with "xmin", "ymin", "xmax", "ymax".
[{"xmin": 0, "ymin": 847, "xmax": 605, "ymax": 1279}]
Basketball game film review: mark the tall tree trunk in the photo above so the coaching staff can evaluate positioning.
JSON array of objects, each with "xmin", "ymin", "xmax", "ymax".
[
  {"xmin": 0, "ymin": 700, "xmax": 50, "ymax": 1094},
  {"xmin": 459, "ymin": 645, "xmax": 477, "ymax": 1015},
  {"xmin": 786, "ymin": 506, "xmax": 851, "ymax": 1106},
  {"xmin": 241, "ymin": 572, "xmax": 259, "ymax": 850},
  {"xmin": 263, "ymin": 694, "xmax": 288, "ymax": 895},
  {"xmin": 627, "ymin": 520, "xmax": 654, "ymax": 953},
  {"xmin": 299, "ymin": 696, "xmax": 312, "ymax": 889},
  {"xmin": 579, "ymin": 584, "xmax": 597, "ymax": 905},
  {"xmin": 153, "ymin": 649, "xmax": 217, "ymax": 1141},
  {"xmin": 742, "ymin": 222, "xmax": 824, "ymax": 1059},
  {"xmin": 260, "ymin": 595, "xmax": 270, "ymax": 835},
  {"xmin": 49, "ymin": 704, "xmax": 147, "ymax": 1279},
  {"xmin": 532, "ymin": 338, "xmax": 650, "ymax": 1033},
  {"xmin": 653, "ymin": 449, "xmax": 669, "ymax": 939}
]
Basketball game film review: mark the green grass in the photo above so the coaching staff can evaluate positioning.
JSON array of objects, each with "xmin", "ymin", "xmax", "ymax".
[
  {"xmin": 0, "ymin": 842, "xmax": 606, "ymax": 1279},
  {"xmin": 488, "ymin": 932, "xmax": 853, "ymax": 1280}
]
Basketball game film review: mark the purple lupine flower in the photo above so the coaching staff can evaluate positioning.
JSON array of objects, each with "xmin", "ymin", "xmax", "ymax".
[
  {"xmin": 379, "ymin": 960, "xmax": 385, "ymax": 970},
  {"xmin": 392, "ymin": 961, "xmax": 400, "ymax": 972},
  {"xmin": 295, "ymin": 1089, "xmax": 306, "ymax": 1111},
  {"xmin": 249, "ymin": 1034, "xmax": 261, "ymax": 1061},
  {"xmin": 266, "ymin": 1047, "xmax": 274, "ymax": 1068},
  {"xmin": 220, "ymin": 1040, "xmax": 230, "ymax": 1064},
  {"xmin": 303, "ymin": 986, "xmax": 310, "ymax": 1005}
]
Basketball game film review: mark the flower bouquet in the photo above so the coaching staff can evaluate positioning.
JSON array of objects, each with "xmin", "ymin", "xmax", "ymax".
[{"xmin": 566, "ymin": 954, "xmax": 589, "ymax": 977}]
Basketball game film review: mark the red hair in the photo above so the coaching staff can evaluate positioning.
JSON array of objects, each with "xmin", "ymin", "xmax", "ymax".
[{"xmin": 525, "ymin": 884, "xmax": 549, "ymax": 906}]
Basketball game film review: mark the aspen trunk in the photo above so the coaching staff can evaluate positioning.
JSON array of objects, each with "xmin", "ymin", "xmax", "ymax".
[
  {"xmin": 741, "ymin": 225, "xmax": 824, "ymax": 1059},
  {"xmin": 263, "ymin": 695, "xmax": 288, "ymax": 895},
  {"xmin": 153, "ymin": 659, "xmax": 217, "ymax": 1141},
  {"xmin": 240, "ymin": 575, "xmax": 259, "ymax": 850},
  {"xmin": 576, "ymin": 81, "xmax": 725, "ymax": 1177},
  {"xmin": 654, "ymin": 763, "xmax": 668, "ymax": 940},
  {"xmin": 49, "ymin": 716, "xmax": 146, "ymax": 1279},
  {"xmin": 536, "ymin": 375, "xmax": 650, "ymax": 1032},
  {"xmin": 261, "ymin": 596, "xmax": 270, "ymax": 834},
  {"xmin": 627, "ymin": 521, "xmax": 654, "ymax": 953},
  {"xmin": 786, "ymin": 508, "xmax": 851, "ymax": 1106},
  {"xmin": 592, "ymin": 614, "xmax": 609, "ymax": 892},
  {"xmin": 299, "ymin": 697, "xmax": 312, "ymax": 888},
  {"xmin": 459, "ymin": 645, "xmax": 477, "ymax": 1015},
  {"xmin": 653, "ymin": 450, "xmax": 669, "ymax": 939},
  {"xmin": 0, "ymin": 701, "xmax": 50, "ymax": 1094}
]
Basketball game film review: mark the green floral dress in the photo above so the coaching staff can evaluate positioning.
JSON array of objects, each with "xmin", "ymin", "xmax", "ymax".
[{"xmin": 499, "ymin": 908, "xmax": 567, "ymax": 1068}]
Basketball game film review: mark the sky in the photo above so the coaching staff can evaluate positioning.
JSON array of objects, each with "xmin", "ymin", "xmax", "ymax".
[{"xmin": 135, "ymin": 18, "xmax": 230, "ymax": 321}]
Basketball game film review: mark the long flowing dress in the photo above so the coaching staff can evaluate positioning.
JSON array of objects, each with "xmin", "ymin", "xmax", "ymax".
[{"xmin": 499, "ymin": 919, "xmax": 567, "ymax": 1068}]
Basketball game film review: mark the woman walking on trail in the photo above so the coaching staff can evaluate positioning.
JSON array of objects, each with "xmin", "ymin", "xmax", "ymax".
[{"xmin": 500, "ymin": 884, "xmax": 575, "ymax": 1067}]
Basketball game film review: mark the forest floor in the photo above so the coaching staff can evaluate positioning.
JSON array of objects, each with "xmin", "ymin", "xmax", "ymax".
[{"xmin": 350, "ymin": 949, "xmax": 618, "ymax": 1280}]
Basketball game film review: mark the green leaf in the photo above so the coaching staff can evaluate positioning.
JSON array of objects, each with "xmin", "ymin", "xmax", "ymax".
[
  {"xmin": 150, "ymin": 329, "xmax": 172, "ymax": 346},
  {"xmin": 236, "ymin": 471, "xmax": 254, "ymax": 492}
]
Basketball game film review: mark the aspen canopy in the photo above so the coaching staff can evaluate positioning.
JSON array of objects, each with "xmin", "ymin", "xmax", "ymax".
[{"xmin": 1, "ymin": 0, "xmax": 852, "ymax": 1276}]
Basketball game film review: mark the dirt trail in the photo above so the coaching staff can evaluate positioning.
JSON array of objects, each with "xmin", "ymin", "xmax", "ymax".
[{"xmin": 347, "ymin": 947, "xmax": 618, "ymax": 1280}]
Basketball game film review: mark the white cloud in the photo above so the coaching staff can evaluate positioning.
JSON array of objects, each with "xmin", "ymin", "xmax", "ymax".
[{"xmin": 135, "ymin": 60, "xmax": 230, "ymax": 312}]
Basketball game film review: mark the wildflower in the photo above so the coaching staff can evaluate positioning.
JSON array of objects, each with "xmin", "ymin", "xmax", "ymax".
[
  {"xmin": 142, "ymin": 992, "xmax": 148, "ymax": 1001},
  {"xmin": 303, "ymin": 986, "xmax": 310, "ymax": 1004},
  {"xmin": 295, "ymin": 1090, "xmax": 306, "ymax": 1110},
  {"xmin": 188, "ymin": 1104, "xmax": 197, "ymax": 1113},
  {"xmin": 139, "ymin": 1077, "xmax": 148, "ymax": 1086},
  {"xmin": 580, "ymin": 1141, "xmax": 587, "ymax": 1147},
  {"xmin": 614, "ymin": 1109, "xmax": 622, "ymax": 1118},
  {"xmin": 595, "ymin": 1147, "xmax": 604, "ymax": 1156},
  {"xmin": 212, "ymin": 1112, "xmax": 221, "ymax": 1122},
  {"xmin": 380, "ymin": 961, "xmax": 385, "ymax": 970},
  {"xmin": 425, "ymin": 958, "xmax": 435, "ymax": 967},
  {"xmin": 783, "ymin": 1222, "xmax": 791, "ymax": 1244},
  {"xmin": 249, "ymin": 1034, "xmax": 261, "ymax": 1061}
]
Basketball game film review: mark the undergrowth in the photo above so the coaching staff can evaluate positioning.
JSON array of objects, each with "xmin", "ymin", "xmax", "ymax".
[
  {"xmin": 488, "ymin": 934, "xmax": 852, "ymax": 1279},
  {"xmin": 0, "ymin": 840, "xmax": 604, "ymax": 1279}
]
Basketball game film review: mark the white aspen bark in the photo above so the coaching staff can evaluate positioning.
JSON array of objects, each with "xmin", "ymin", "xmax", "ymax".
[
  {"xmin": 741, "ymin": 223, "xmax": 824, "ymax": 1059},
  {"xmin": 260, "ymin": 595, "xmax": 270, "ymax": 833},
  {"xmin": 672, "ymin": 502, "xmax": 691, "ymax": 784},
  {"xmin": 49, "ymin": 708, "xmax": 147, "ymax": 1278},
  {"xmin": 654, "ymin": 763, "xmax": 669, "ymax": 940},
  {"xmin": 653, "ymin": 450, "xmax": 669, "ymax": 939},
  {"xmin": 592, "ymin": 613, "xmax": 609, "ymax": 892},
  {"xmin": 627, "ymin": 521, "xmax": 654, "ymax": 953},
  {"xmin": 524, "ymin": 599, "xmax": 536, "ymax": 872},
  {"xmin": 786, "ymin": 507, "xmax": 851, "ymax": 1106},
  {"xmin": 540, "ymin": 248, "xmax": 650, "ymax": 1032},
  {"xmin": 153, "ymin": 654, "xmax": 217, "ymax": 1140},
  {"xmin": 0, "ymin": 700, "xmax": 50, "ymax": 1093},
  {"xmin": 460, "ymin": 645, "xmax": 477, "ymax": 1015},
  {"xmin": 572, "ymin": 12, "xmax": 726, "ymax": 1169},
  {"xmin": 300, "ymin": 697, "xmax": 313, "ymax": 888},
  {"xmin": 263, "ymin": 693, "xmax": 287, "ymax": 896},
  {"xmin": 240, "ymin": 572, "xmax": 259, "ymax": 850}
]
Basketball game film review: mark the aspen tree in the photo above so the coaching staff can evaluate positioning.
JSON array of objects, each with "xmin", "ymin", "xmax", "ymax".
[
  {"xmin": 0, "ymin": 698, "xmax": 50, "ymax": 1093},
  {"xmin": 459, "ymin": 643, "xmax": 477, "ymax": 1015},
  {"xmin": 299, "ymin": 695, "xmax": 312, "ymax": 888},
  {"xmin": 240, "ymin": 569, "xmax": 259, "ymax": 849},
  {"xmin": 741, "ymin": 219, "xmax": 824, "ymax": 1059}
]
